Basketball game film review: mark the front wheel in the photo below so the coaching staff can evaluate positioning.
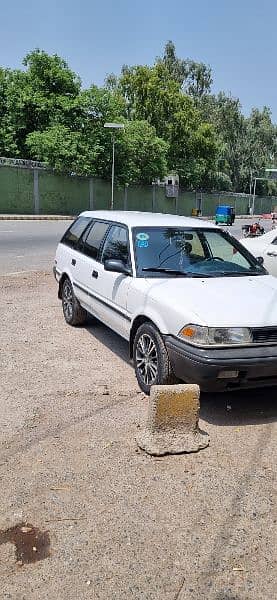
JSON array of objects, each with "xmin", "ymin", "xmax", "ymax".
[{"xmin": 133, "ymin": 323, "xmax": 178, "ymax": 395}]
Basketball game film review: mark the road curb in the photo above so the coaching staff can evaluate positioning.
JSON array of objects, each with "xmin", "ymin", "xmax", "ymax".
[{"xmin": 0, "ymin": 215, "xmax": 73, "ymax": 221}]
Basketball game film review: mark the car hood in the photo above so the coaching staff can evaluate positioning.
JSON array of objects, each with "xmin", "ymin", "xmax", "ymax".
[{"xmin": 146, "ymin": 275, "xmax": 277, "ymax": 327}]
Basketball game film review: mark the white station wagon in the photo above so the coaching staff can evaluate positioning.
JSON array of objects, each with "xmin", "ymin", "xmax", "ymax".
[{"xmin": 54, "ymin": 211, "xmax": 277, "ymax": 394}]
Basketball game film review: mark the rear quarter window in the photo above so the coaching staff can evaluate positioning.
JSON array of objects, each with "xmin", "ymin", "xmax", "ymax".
[{"xmin": 61, "ymin": 217, "xmax": 92, "ymax": 248}]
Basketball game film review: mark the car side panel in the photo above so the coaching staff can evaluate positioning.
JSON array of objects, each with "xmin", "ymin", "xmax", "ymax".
[{"xmin": 127, "ymin": 279, "xmax": 173, "ymax": 334}]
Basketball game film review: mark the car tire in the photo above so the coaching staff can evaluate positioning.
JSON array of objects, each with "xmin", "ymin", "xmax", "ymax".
[
  {"xmin": 133, "ymin": 322, "xmax": 178, "ymax": 395},
  {"xmin": 61, "ymin": 277, "xmax": 87, "ymax": 326}
]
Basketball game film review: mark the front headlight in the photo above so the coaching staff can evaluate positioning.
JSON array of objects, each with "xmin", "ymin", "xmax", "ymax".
[{"xmin": 178, "ymin": 324, "xmax": 252, "ymax": 346}]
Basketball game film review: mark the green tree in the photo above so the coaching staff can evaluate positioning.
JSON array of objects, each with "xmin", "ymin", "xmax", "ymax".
[
  {"xmin": 0, "ymin": 50, "xmax": 82, "ymax": 158},
  {"xmin": 157, "ymin": 40, "xmax": 213, "ymax": 97},
  {"xmin": 244, "ymin": 107, "xmax": 277, "ymax": 194},
  {"xmin": 116, "ymin": 63, "xmax": 183, "ymax": 137},
  {"xmin": 1, "ymin": 45, "xmax": 276, "ymax": 194},
  {"xmin": 26, "ymin": 125, "xmax": 95, "ymax": 174},
  {"xmin": 112, "ymin": 120, "xmax": 168, "ymax": 184},
  {"xmin": 27, "ymin": 118, "xmax": 168, "ymax": 184},
  {"xmin": 0, "ymin": 68, "xmax": 26, "ymax": 156},
  {"xmin": 200, "ymin": 94, "xmax": 277, "ymax": 192},
  {"xmin": 168, "ymin": 102, "xmax": 218, "ymax": 188},
  {"xmin": 110, "ymin": 61, "xmax": 218, "ymax": 187},
  {"xmin": 199, "ymin": 92, "xmax": 247, "ymax": 190}
]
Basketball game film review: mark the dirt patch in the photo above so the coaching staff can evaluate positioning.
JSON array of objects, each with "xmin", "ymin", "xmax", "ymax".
[{"xmin": 0, "ymin": 271, "xmax": 276, "ymax": 600}]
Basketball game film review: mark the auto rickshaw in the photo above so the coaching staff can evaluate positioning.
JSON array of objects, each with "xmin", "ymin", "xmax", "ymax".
[{"xmin": 215, "ymin": 205, "xmax": 235, "ymax": 226}]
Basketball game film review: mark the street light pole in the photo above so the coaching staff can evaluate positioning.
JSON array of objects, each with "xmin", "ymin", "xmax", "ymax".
[
  {"xmin": 111, "ymin": 135, "xmax": 115, "ymax": 210},
  {"xmin": 104, "ymin": 123, "xmax": 125, "ymax": 210}
]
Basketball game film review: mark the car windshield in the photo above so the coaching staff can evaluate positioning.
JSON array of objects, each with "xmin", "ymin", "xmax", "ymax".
[{"xmin": 133, "ymin": 227, "xmax": 266, "ymax": 278}]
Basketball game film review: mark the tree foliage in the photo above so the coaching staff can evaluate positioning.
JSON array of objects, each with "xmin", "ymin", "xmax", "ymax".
[
  {"xmin": 199, "ymin": 93, "xmax": 277, "ymax": 192},
  {"xmin": 1, "ymin": 44, "xmax": 277, "ymax": 192},
  {"xmin": 157, "ymin": 40, "xmax": 213, "ymax": 97}
]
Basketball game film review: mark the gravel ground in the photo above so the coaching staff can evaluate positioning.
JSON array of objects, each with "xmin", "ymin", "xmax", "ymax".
[{"xmin": 0, "ymin": 271, "xmax": 276, "ymax": 600}]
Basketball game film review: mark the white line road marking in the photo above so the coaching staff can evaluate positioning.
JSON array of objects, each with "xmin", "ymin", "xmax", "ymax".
[
  {"xmin": 0, "ymin": 230, "xmax": 14, "ymax": 233},
  {"xmin": 1, "ymin": 270, "xmax": 40, "ymax": 276},
  {"xmin": 15, "ymin": 255, "xmax": 25, "ymax": 258}
]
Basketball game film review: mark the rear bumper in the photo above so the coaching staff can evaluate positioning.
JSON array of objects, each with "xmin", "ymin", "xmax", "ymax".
[
  {"xmin": 165, "ymin": 336, "xmax": 277, "ymax": 392},
  {"xmin": 53, "ymin": 265, "xmax": 61, "ymax": 283}
]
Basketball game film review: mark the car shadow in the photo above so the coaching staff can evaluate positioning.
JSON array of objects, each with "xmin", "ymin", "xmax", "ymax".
[
  {"xmin": 85, "ymin": 317, "xmax": 130, "ymax": 365},
  {"xmin": 200, "ymin": 387, "xmax": 277, "ymax": 427},
  {"xmin": 85, "ymin": 317, "xmax": 277, "ymax": 427}
]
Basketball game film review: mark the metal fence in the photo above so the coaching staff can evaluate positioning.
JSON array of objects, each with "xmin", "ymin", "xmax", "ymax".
[{"xmin": 0, "ymin": 163, "xmax": 277, "ymax": 216}]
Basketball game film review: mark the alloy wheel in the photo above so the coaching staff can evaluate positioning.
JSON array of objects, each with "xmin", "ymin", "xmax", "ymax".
[
  {"xmin": 135, "ymin": 333, "xmax": 158, "ymax": 386},
  {"xmin": 62, "ymin": 280, "xmax": 73, "ymax": 320}
]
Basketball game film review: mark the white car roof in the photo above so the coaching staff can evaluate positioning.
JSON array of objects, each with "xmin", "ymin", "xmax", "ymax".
[{"xmin": 80, "ymin": 210, "xmax": 217, "ymax": 229}]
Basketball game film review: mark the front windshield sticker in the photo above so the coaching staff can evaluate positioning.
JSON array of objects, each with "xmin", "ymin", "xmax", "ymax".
[
  {"xmin": 136, "ymin": 232, "xmax": 149, "ymax": 241},
  {"xmin": 137, "ymin": 240, "xmax": 149, "ymax": 248}
]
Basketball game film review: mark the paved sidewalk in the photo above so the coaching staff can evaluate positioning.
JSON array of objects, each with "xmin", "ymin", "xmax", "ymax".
[{"xmin": 0, "ymin": 213, "xmax": 262, "ymax": 221}]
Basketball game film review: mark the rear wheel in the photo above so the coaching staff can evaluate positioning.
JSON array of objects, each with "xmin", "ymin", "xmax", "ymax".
[
  {"xmin": 61, "ymin": 278, "xmax": 87, "ymax": 326},
  {"xmin": 133, "ymin": 323, "xmax": 178, "ymax": 395}
]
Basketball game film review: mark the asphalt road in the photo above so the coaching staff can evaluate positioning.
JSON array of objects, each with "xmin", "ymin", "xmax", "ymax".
[
  {"xmin": 0, "ymin": 220, "xmax": 72, "ymax": 275},
  {"xmin": 0, "ymin": 217, "xmax": 271, "ymax": 275}
]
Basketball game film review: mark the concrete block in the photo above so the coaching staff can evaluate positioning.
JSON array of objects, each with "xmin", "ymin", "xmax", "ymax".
[{"xmin": 136, "ymin": 384, "xmax": 209, "ymax": 456}]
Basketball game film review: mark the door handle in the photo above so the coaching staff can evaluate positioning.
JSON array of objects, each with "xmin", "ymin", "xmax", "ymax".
[
  {"xmin": 92, "ymin": 270, "xmax": 98, "ymax": 278},
  {"xmin": 71, "ymin": 258, "xmax": 76, "ymax": 266},
  {"xmin": 266, "ymin": 251, "xmax": 277, "ymax": 257}
]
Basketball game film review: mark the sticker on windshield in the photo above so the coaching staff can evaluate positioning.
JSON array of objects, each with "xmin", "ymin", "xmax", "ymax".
[
  {"xmin": 137, "ymin": 240, "xmax": 149, "ymax": 248},
  {"xmin": 136, "ymin": 232, "xmax": 149, "ymax": 241}
]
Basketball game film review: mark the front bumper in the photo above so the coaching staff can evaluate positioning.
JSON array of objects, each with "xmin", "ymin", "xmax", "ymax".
[{"xmin": 165, "ymin": 336, "xmax": 277, "ymax": 392}]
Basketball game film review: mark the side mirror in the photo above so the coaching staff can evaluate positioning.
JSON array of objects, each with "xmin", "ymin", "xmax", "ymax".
[
  {"xmin": 256, "ymin": 256, "xmax": 264, "ymax": 265},
  {"xmin": 104, "ymin": 259, "xmax": 131, "ymax": 276}
]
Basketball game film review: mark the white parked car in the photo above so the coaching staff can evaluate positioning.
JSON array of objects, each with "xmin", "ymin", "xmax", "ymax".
[
  {"xmin": 240, "ymin": 229, "xmax": 277, "ymax": 277},
  {"xmin": 54, "ymin": 211, "xmax": 277, "ymax": 394}
]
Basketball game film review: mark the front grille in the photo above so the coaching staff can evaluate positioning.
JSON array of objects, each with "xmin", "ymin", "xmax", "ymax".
[{"xmin": 251, "ymin": 327, "xmax": 277, "ymax": 344}]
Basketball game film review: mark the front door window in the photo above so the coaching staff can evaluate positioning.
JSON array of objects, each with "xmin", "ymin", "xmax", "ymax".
[{"xmin": 101, "ymin": 225, "xmax": 130, "ymax": 267}]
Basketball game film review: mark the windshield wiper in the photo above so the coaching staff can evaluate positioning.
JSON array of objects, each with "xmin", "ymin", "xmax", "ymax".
[
  {"xmin": 208, "ymin": 271, "xmax": 263, "ymax": 277},
  {"xmin": 142, "ymin": 267, "xmax": 187, "ymax": 275},
  {"xmin": 142, "ymin": 267, "xmax": 213, "ymax": 277}
]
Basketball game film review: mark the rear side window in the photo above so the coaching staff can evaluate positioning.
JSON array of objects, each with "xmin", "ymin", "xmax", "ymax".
[
  {"xmin": 272, "ymin": 237, "xmax": 277, "ymax": 245},
  {"xmin": 61, "ymin": 217, "xmax": 91, "ymax": 248},
  {"xmin": 82, "ymin": 221, "xmax": 110, "ymax": 260}
]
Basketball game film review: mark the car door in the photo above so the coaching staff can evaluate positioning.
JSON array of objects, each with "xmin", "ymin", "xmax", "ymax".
[
  {"xmin": 72, "ymin": 220, "xmax": 111, "ymax": 318},
  {"xmin": 264, "ymin": 235, "xmax": 277, "ymax": 277},
  {"xmin": 96, "ymin": 224, "xmax": 133, "ymax": 339}
]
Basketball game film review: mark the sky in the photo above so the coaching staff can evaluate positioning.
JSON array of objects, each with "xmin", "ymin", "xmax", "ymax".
[{"xmin": 1, "ymin": 0, "xmax": 277, "ymax": 121}]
